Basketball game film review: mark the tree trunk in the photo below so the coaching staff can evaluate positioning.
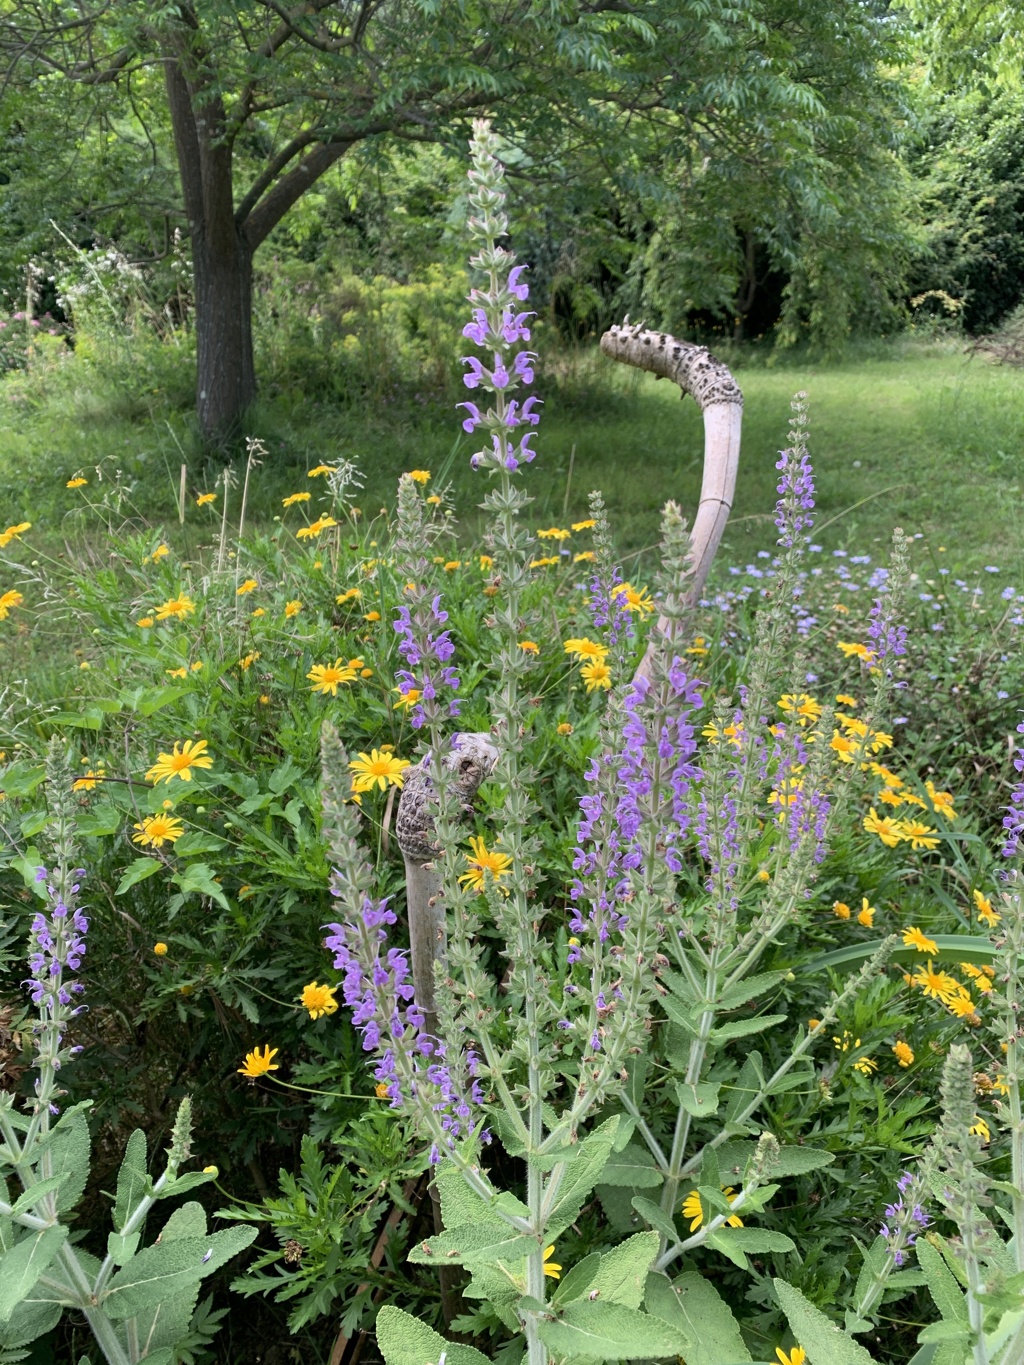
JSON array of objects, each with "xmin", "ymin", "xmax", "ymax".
[
  {"xmin": 192, "ymin": 228, "xmax": 256, "ymax": 439},
  {"xmin": 161, "ymin": 13, "xmax": 355, "ymax": 438}
]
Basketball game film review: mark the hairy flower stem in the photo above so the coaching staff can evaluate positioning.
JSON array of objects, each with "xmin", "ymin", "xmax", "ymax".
[
  {"xmin": 664, "ymin": 942, "xmax": 898, "ymax": 1193},
  {"xmin": 996, "ymin": 872, "xmax": 1024, "ymax": 1269}
]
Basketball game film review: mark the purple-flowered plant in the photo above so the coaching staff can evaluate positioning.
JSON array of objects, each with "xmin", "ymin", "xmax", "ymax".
[
  {"xmin": 459, "ymin": 123, "xmax": 541, "ymax": 475},
  {"xmin": 0, "ymin": 740, "xmax": 252, "ymax": 1363},
  {"xmin": 1002, "ymin": 721, "xmax": 1024, "ymax": 858}
]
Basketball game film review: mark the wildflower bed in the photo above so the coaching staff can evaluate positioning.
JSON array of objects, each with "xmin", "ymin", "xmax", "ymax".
[{"xmin": 0, "ymin": 123, "xmax": 1022, "ymax": 1365}]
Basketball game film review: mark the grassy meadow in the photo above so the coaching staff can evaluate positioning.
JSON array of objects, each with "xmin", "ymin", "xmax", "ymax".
[{"xmin": 0, "ymin": 337, "xmax": 1021, "ymax": 580}]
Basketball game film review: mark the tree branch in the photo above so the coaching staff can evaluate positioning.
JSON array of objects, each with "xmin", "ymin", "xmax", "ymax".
[
  {"xmin": 243, "ymin": 138, "xmax": 356, "ymax": 248},
  {"xmin": 235, "ymin": 130, "xmax": 316, "ymax": 225}
]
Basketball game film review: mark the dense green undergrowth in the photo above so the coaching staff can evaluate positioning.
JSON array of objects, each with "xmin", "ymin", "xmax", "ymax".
[{"xmin": 0, "ymin": 315, "xmax": 1023, "ymax": 1362}]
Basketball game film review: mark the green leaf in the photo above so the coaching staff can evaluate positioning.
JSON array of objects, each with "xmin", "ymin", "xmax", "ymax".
[
  {"xmin": 630, "ymin": 1196, "xmax": 678, "ymax": 1244},
  {"xmin": 775, "ymin": 1278, "xmax": 879, "ymax": 1363},
  {"xmin": 707, "ymin": 1227, "xmax": 795, "ymax": 1257},
  {"xmin": 804, "ymin": 937, "xmax": 994, "ymax": 976},
  {"xmin": 157, "ymin": 1169, "xmax": 218, "ymax": 1199},
  {"xmin": 772, "ymin": 1147, "xmax": 835, "ymax": 1177},
  {"xmin": 918, "ymin": 1321, "xmax": 971, "ymax": 1344},
  {"xmin": 10, "ymin": 1174, "xmax": 69, "ymax": 1217},
  {"xmin": 0, "ymin": 1226, "xmax": 69, "ymax": 1322},
  {"xmin": 675, "ymin": 1080, "xmax": 722, "ymax": 1119},
  {"xmin": 125, "ymin": 685, "xmax": 186, "ymax": 717},
  {"xmin": 587, "ymin": 1232, "xmax": 659, "ymax": 1308},
  {"xmin": 658, "ymin": 993, "xmax": 700, "ymax": 1036},
  {"xmin": 375, "ymin": 1306, "xmax": 492, "ymax": 1365},
  {"xmin": 547, "ymin": 1116, "xmax": 619, "ymax": 1225},
  {"xmin": 725, "ymin": 1053, "xmax": 765, "ymax": 1124},
  {"xmin": 101, "ymin": 1226, "xmax": 255, "ymax": 1320},
  {"xmin": 717, "ymin": 971, "xmax": 787, "ymax": 1011},
  {"xmin": 76, "ymin": 805, "xmax": 121, "ymax": 837},
  {"xmin": 49, "ymin": 710, "xmax": 104, "ymax": 730},
  {"xmin": 538, "ymin": 1300, "xmax": 687, "ymax": 1360},
  {"xmin": 433, "ymin": 1165, "xmax": 529, "ymax": 1230},
  {"xmin": 115, "ymin": 857, "xmax": 162, "ymax": 896},
  {"xmin": 172, "ymin": 831, "xmax": 227, "ymax": 857},
  {"xmin": 645, "ymin": 1271, "xmax": 752, "ymax": 1365},
  {"xmin": 159, "ymin": 1202, "xmax": 206, "ymax": 1240},
  {"xmin": 710, "ymin": 1015, "xmax": 788, "ymax": 1044},
  {"xmin": 599, "ymin": 1143, "xmax": 664, "ymax": 1189},
  {"xmin": 47, "ymin": 1110, "xmax": 90, "ymax": 1214},
  {"xmin": 916, "ymin": 1240, "xmax": 969, "ymax": 1324},
  {"xmin": 406, "ymin": 1222, "xmax": 533, "ymax": 1267},
  {"xmin": 171, "ymin": 863, "xmax": 230, "ymax": 911},
  {"xmin": 106, "ymin": 1231, "xmax": 140, "ymax": 1266},
  {"xmin": 851, "ymin": 1236, "xmax": 888, "ymax": 1330},
  {"xmin": 551, "ymin": 1251, "xmax": 601, "ymax": 1306},
  {"xmin": 113, "ymin": 1130, "xmax": 148, "ymax": 1232}
]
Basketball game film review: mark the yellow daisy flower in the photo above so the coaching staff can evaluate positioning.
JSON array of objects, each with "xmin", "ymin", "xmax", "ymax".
[
  {"xmin": 307, "ymin": 660, "xmax": 358, "ymax": 696},
  {"xmin": 146, "ymin": 739, "xmax": 213, "ymax": 785},
  {"xmin": 238, "ymin": 1045, "xmax": 279, "ymax": 1078},
  {"xmin": 349, "ymin": 749, "xmax": 411, "ymax": 794},
  {"xmin": 132, "ymin": 812, "xmax": 185, "ymax": 847},
  {"xmin": 0, "ymin": 590, "xmax": 24, "ymax": 619},
  {"xmin": 154, "ymin": 594, "xmax": 195, "ymax": 621},
  {"xmin": 300, "ymin": 981, "xmax": 339, "ymax": 1020},
  {"xmin": 459, "ymin": 836, "xmax": 513, "ymax": 894},
  {"xmin": 580, "ymin": 659, "xmax": 612, "ymax": 692}
]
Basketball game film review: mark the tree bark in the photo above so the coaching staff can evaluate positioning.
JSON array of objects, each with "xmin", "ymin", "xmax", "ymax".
[
  {"xmin": 191, "ymin": 228, "xmax": 256, "ymax": 439},
  {"xmin": 162, "ymin": 24, "xmax": 257, "ymax": 439}
]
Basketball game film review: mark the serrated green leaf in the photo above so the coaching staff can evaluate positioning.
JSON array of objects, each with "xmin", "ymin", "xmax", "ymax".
[
  {"xmin": 538, "ymin": 1300, "xmax": 686, "ymax": 1360},
  {"xmin": 10, "ymin": 1173, "xmax": 68, "ymax": 1217},
  {"xmin": 551, "ymin": 1251, "xmax": 601, "ymax": 1306},
  {"xmin": 0, "ymin": 1226, "xmax": 68, "ymax": 1322},
  {"xmin": 548, "ymin": 1116, "xmax": 619, "ymax": 1225},
  {"xmin": 75, "ymin": 805, "xmax": 121, "ymax": 837},
  {"xmin": 375, "ymin": 1305, "xmax": 491, "ymax": 1365},
  {"xmin": 47, "ymin": 1111, "xmax": 90, "ymax": 1214},
  {"xmin": 916, "ymin": 1241, "xmax": 968, "ymax": 1324},
  {"xmin": 171, "ymin": 863, "xmax": 229, "ymax": 911},
  {"xmin": 717, "ymin": 972, "xmax": 787, "ymax": 1011},
  {"xmin": 676, "ymin": 1080, "xmax": 722, "ymax": 1119},
  {"xmin": 406, "ymin": 1222, "xmax": 533, "ymax": 1267},
  {"xmin": 645, "ymin": 1271, "xmax": 752, "ymax": 1364},
  {"xmin": 711, "ymin": 1014, "xmax": 787, "ymax": 1044},
  {"xmin": 115, "ymin": 858, "xmax": 162, "ymax": 896},
  {"xmin": 106, "ymin": 1231, "xmax": 140, "ymax": 1266},
  {"xmin": 775, "ymin": 1278, "xmax": 879, "ymax": 1363},
  {"xmin": 599, "ymin": 1143, "xmax": 664, "ymax": 1189},
  {"xmin": 630, "ymin": 1196, "xmax": 678, "ymax": 1244},
  {"xmin": 101, "ymin": 1227, "xmax": 255, "ymax": 1320},
  {"xmin": 725, "ymin": 1053, "xmax": 765, "ymax": 1123},
  {"xmin": 113, "ymin": 1130, "xmax": 147, "ymax": 1232},
  {"xmin": 658, "ymin": 993, "xmax": 700, "ymax": 1036},
  {"xmin": 587, "ymin": 1233, "xmax": 659, "ymax": 1308}
]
